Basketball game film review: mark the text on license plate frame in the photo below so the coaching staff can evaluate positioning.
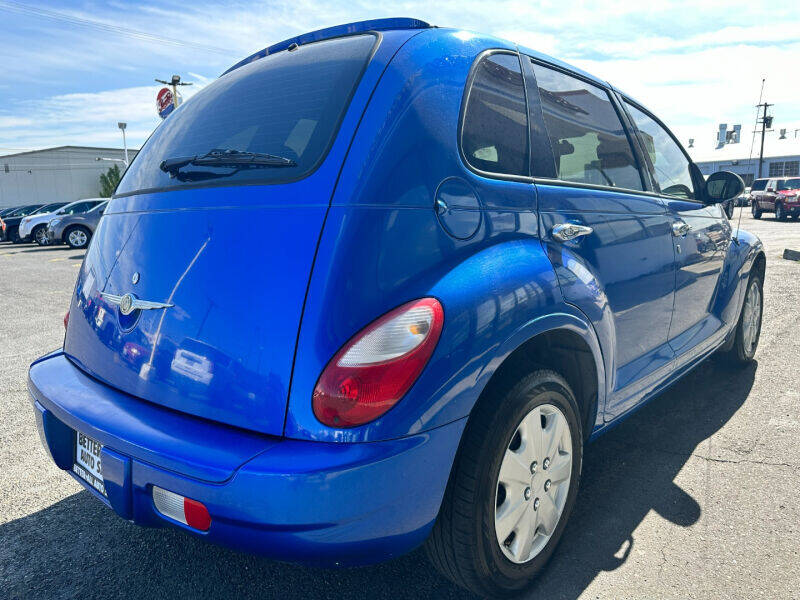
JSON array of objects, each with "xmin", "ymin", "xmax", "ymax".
[{"xmin": 74, "ymin": 430, "xmax": 106, "ymax": 497}]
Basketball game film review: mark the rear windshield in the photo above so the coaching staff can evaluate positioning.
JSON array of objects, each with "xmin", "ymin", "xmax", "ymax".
[
  {"xmin": 117, "ymin": 34, "xmax": 376, "ymax": 196},
  {"xmin": 751, "ymin": 179, "xmax": 767, "ymax": 191}
]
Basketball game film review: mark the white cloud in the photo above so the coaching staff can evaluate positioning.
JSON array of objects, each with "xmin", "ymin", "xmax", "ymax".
[
  {"xmin": 0, "ymin": 84, "xmax": 204, "ymax": 150},
  {"xmin": 0, "ymin": 0, "xmax": 798, "ymax": 152}
]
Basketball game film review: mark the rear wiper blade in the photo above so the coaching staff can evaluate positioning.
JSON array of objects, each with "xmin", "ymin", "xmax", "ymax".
[{"xmin": 159, "ymin": 148, "xmax": 297, "ymax": 177}]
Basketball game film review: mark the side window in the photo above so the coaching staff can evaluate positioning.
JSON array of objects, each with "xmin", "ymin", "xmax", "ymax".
[
  {"xmin": 625, "ymin": 103, "xmax": 695, "ymax": 200},
  {"xmin": 461, "ymin": 53, "xmax": 529, "ymax": 177},
  {"xmin": 531, "ymin": 62, "xmax": 643, "ymax": 190},
  {"xmin": 64, "ymin": 203, "xmax": 84, "ymax": 215}
]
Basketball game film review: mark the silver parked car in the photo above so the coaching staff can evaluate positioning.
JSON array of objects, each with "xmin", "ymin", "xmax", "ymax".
[{"xmin": 46, "ymin": 200, "xmax": 107, "ymax": 249}]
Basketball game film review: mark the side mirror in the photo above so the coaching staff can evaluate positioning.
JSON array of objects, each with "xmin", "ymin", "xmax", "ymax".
[
  {"xmin": 704, "ymin": 171, "xmax": 745, "ymax": 204},
  {"xmin": 766, "ymin": 187, "xmax": 775, "ymax": 193}
]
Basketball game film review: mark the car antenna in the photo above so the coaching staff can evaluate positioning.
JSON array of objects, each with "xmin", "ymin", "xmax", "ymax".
[{"xmin": 736, "ymin": 78, "xmax": 766, "ymax": 242}]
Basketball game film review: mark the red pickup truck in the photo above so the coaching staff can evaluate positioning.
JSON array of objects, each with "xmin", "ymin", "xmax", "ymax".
[{"xmin": 751, "ymin": 176, "xmax": 800, "ymax": 220}]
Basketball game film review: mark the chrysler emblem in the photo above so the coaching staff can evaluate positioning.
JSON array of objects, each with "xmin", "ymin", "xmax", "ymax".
[
  {"xmin": 101, "ymin": 292, "xmax": 174, "ymax": 316},
  {"xmin": 119, "ymin": 294, "xmax": 134, "ymax": 315}
]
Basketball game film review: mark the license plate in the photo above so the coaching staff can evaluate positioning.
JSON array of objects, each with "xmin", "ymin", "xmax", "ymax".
[{"xmin": 73, "ymin": 430, "xmax": 106, "ymax": 497}]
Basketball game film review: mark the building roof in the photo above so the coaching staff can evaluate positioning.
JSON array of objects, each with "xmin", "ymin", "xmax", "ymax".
[
  {"xmin": 0, "ymin": 145, "xmax": 138, "ymax": 160},
  {"xmin": 688, "ymin": 127, "xmax": 800, "ymax": 164}
]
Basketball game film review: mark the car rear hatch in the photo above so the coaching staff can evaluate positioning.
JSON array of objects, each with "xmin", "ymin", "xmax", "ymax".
[{"xmin": 63, "ymin": 26, "xmax": 423, "ymax": 436}]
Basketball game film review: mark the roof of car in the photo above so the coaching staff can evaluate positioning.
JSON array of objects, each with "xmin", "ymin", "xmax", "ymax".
[{"xmin": 221, "ymin": 18, "xmax": 613, "ymax": 92}]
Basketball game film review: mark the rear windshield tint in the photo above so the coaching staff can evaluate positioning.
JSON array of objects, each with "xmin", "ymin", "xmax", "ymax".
[
  {"xmin": 751, "ymin": 179, "xmax": 767, "ymax": 191},
  {"xmin": 117, "ymin": 34, "xmax": 376, "ymax": 196}
]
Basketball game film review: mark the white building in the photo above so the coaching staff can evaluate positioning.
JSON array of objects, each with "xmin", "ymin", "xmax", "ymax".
[
  {"xmin": 689, "ymin": 124, "xmax": 800, "ymax": 186},
  {"xmin": 0, "ymin": 146, "xmax": 138, "ymax": 210}
]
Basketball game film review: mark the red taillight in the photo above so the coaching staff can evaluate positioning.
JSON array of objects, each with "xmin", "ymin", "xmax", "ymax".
[
  {"xmin": 63, "ymin": 310, "xmax": 69, "ymax": 330},
  {"xmin": 313, "ymin": 297, "xmax": 444, "ymax": 428}
]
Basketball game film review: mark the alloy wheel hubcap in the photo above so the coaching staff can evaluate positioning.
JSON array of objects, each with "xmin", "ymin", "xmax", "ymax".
[
  {"xmin": 69, "ymin": 230, "xmax": 87, "ymax": 246},
  {"xmin": 494, "ymin": 403, "xmax": 572, "ymax": 564},
  {"xmin": 742, "ymin": 280, "xmax": 761, "ymax": 354},
  {"xmin": 36, "ymin": 229, "xmax": 47, "ymax": 243}
]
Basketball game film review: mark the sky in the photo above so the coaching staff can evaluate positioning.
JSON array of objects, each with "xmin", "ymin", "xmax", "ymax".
[{"xmin": 0, "ymin": 0, "xmax": 798, "ymax": 157}]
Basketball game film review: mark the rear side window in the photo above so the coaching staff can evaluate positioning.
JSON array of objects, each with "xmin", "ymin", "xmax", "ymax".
[
  {"xmin": 751, "ymin": 179, "xmax": 767, "ymax": 191},
  {"xmin": 461, "ymin": 53, "xmax": 529, "ymax": 177},
  {"xmin": 531, "ymin": 62, "xmax": 643, "ymax": 191},
  {"xmin": 117, "ymin": 34, "xmax": 376, "ymax": 196}
]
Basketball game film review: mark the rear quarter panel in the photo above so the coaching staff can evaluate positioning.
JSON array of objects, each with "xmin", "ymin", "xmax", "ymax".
[{"xmin": 285, "ymin": 31, "xmax": 603, "ymax": 442}]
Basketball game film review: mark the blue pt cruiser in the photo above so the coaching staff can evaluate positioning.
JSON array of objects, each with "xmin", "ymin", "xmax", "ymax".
[{"xmin": 29, "ymin": 18, "xmax": 764, "ymax": 597}]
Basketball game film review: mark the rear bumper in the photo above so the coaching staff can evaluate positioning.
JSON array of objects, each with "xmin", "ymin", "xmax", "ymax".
[{"xmin": 28, "ymin": 351, "xmax": 464, "ymax": 565}]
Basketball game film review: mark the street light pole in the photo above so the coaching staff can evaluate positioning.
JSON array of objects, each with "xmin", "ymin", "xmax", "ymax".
[{"xmin": 118, "ymin": 122, "xmax": 129, "ymax": 166}]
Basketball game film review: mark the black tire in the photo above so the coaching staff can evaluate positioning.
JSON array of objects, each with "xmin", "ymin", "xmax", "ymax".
[
  {"xmin": 722, "ymin": 271, "xmax": 763, "ymax": 365},
  {"xmin": 776, "ymin": 203, "xmax": 787, "ymax": 221},
  {"xmin": 792, "ymin": 214, "xmax": 799, "ymax": 221},
  {"xmin": 32, "ymin": 224, "xmax": 48, "ymax": 246},
  {"xmin": 426, "ymin": 369, "xmax": 583, "ymax": 597},
  {"xmin": 64, "ymin": 225, "xmax": 91, "ymax": 249},
  {"xmin": 751, "ymin": 202, "xmax": 762, "ymax": 219}
]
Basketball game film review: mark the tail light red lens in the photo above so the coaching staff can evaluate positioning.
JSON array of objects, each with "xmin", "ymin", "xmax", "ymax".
[
  {"xmin": 63, "ymin": 310, "xmax": 69, "ymax": 330},
  {"xmin": 313, "ymin": 297, "xmax": 444, "ymax": 428}
]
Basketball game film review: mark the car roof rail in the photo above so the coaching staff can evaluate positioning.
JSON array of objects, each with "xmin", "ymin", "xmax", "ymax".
[{"xmin": 221, "ymin": 17, "xmax": 432, "ymax": 76}]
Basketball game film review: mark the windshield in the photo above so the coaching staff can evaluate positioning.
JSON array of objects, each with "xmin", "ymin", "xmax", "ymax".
[
  {"xmin": 32, "ymin": 202, "xmax": 67, "ymax": 215},
  {"xmin": 778, "ymin": 178, "xmax": 800, "ymax": 191},
  {"xmin": 751, "ymin": 179, "xmax": 767, "ymax": 191},
  {"xmin": 10, "ymin": 206, "xmax": 39, "ymax": 217},
  {"xmin": 117, "ymin": 33, "xmax": 376, "ymax": 197}
]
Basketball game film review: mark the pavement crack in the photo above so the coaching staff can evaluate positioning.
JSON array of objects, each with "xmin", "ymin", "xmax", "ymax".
[{"xmin": 607, "ymin": 440, "xmax": 799, "ymax": 471}]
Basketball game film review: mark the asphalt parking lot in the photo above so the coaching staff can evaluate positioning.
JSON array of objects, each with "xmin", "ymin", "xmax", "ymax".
[{"xmin": 1, "ymin": 210, "xmax": 799, "ymax": 599}]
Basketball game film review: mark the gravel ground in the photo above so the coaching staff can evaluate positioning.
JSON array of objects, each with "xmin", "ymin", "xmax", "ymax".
[{"xmin": 1, "ymin": 210, "xmax": 799, "ymax": 599}]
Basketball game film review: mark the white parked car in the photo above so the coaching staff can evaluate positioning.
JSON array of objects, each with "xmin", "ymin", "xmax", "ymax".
[{"xmin": 19, "ymin": 198, "xmax": 107, "ymax": 245}]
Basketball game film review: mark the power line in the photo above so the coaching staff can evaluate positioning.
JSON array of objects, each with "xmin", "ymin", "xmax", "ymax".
[{"xmin": 0, "ymin": 0, "xmax": 237, "ymax": 57}]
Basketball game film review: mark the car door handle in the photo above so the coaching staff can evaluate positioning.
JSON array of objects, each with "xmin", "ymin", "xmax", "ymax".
[
  {"xmin": 672, "ymin": 221, "xmax": 691, "ymax": 237},
  {"xmin": 552, "ymin": 223, "xmax": 593, "ymax": 242}
]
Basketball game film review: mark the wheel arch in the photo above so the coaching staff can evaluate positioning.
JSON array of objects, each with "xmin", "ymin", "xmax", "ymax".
[{"xmin": 471, "ymin": 311, "xmax": 606, "ymax": 441}]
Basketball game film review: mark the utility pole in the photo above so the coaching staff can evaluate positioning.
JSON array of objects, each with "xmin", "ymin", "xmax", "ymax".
[
  {"xmin": 756, "ymin": 101, "xmax": 773, "ymax": 178},
  {"xmin": 155, "ymin": 74, "xmax": 192, "ymax": 109}
]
